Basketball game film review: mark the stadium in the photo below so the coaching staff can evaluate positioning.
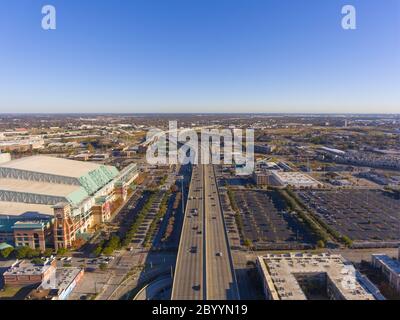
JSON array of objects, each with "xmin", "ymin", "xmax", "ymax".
[{"xmin": 0, "ymin": 153, "xmax": 138, "ymax": 250}]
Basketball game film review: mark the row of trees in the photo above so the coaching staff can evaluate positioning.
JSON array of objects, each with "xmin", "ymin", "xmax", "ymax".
[
  {"xmin": 121, "ymin": 190, "xmax": 157, "ymax": 247},
  {"xmin": 282, "ymin": 188, "xmax": 353, "ymax": 247},
  {"xmin": 227, "ymin": 188, "xmax": 251, "ymax": 247},
  {"xmin": 143, "ymin": 191, "xmax": 171, "ymax": 247},
  {"xmin": 278, "ymin": 188, "xmax": 329, "ymax": 247},
  {"xmin": 0, "ymin": 246, "xmax": 54, "ymax": 260},
  {"xmin": 92, "ymin": 235, "xmax": 122, "ymax": 257}
]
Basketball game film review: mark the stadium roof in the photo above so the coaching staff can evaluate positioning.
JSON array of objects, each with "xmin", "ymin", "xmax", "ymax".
[
  {"xmin": 0, "ymin": 155, "xmax": 119, "ymax": 195},
  {"xmin": 0, "ymin": 201, "xmax": 54, "ymax": 217},
  {"xmin": 0, "ymin": 155, "xmax": 112, "ymax": 178},
  {"xmin": 0, "ymin": 178, "xmax": 82, "ymax": 197},
  {"xmin": 0, "ymin": 179, "xmax": 89, "ymax": 206}
]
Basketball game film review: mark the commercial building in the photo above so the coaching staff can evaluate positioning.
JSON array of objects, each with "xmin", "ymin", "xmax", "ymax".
[
  {"xmin": 371, "ymin": 253, "xmax": 400, "ymax": 294},
  {"xmin": 270, "ymin": 171, "xmax": 320, "ymax": 188},
  {"xmin": 252, "ymin": 169, "xmax": 274, "ymax": 186},
  {"xmin": 257, "ymin": 253, "xmax": 379, "ymax": 300},
  {"xmin": 3, "ymin": 259, "xmax": 56, "ymax": 286},
  {"xmin": 0, "ymin": 154, "xmax": 139, "ymax": 250},
  {"xmin": 26, "ymin": 267, "xmax": 84, "ymax": 300}
]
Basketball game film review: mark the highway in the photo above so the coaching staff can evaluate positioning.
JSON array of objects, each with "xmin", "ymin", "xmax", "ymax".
[
  {"xmin": 172, "ymin": 147, "xmax": 239, "ymax": 300},
  {"xmin": 171, "ymin": 164, "xmax": 206, "ymax": 300},
  {"xmin": 204, "ymin": 164, "xmax": 239, "ymax": 299}
]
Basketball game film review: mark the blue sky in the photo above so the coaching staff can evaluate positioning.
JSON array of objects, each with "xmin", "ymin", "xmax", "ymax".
[{"xmin": 0, "ymin": 0, "xmax": 399, "ymax": 113}]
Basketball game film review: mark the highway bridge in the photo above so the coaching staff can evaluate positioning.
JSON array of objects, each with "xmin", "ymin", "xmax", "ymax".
[{"xmin": 171, "ymin": 148, "xmax": 239, "ymax": 300}]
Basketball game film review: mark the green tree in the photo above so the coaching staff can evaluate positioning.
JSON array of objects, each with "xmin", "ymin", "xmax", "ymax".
[
  {"xmin": 243, "ymin": 239, "xmax": 252, "ymax": 247},
  {"xmin": 316, "ymin": 240, "xmax": 325, "ymax": 248},
  {"xmin": 15, "ymin": 246, "xmax": 39, "ymax": 259},
  {"xmin": 43, "ymin": 248, "xmax": 53, "ymax": 257},
  {"xmin": 99, "ymin": 263, "xmax": 108, "ymax": 271},
  {"xmin": 0, "ymin": 247, "xmax": 14, "ymax": 259},
  {"xmin": 57, "ymin": 247, "xmax": 68, "ymax": 256},
  {"xmin": 31, "ymin": 257, "xmax": 44, "ymax": 265}
]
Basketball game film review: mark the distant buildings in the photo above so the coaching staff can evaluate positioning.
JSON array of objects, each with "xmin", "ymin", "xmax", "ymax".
[
  {"xmin": 0, "ymin": 154, "xmax": 138, "ymax": 250},
  {"xmin": 0, "ymin": 137, "xmax": 44, "ymax": 153},
  {"xmin": 257, "ymin": 253, "xmax": 381, "ymax": 300},
  {"xmin": 318, "ymin": 149, "xmax": 400, "ymax": 171}
]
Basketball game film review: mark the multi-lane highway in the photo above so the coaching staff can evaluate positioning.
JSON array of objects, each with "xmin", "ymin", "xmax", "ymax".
[
  {"xmin": 204, "ymin": 164, "xmax": 238, "ymax": 299},
  {"xmin": 171, "ymin": 164, "xmax": 206, "ymax": 300},
  {"xmin": 172, "ymin": 149, "xmax": 239, "ymax": 300}
]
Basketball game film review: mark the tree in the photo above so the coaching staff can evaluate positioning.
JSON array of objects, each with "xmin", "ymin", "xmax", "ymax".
[
  {"xmin": 43, "ymin": 248, "xmax": 53, "ymax": 257},
  {"xmin": 15, "ymin": 246, "xmax": 39, "ymax": 259},
  {"xmin": 87, "ymin": 143, "xmax": 95, "ymax": 153},
  {"xmin": 243, "ymin": 239, "xmax": 252, "ymax": 247},
  {"xmin": 0, "ymin": 247, "xmax": 14, "ymax": 259},
  {"xmin": 57, "ymin": 247, "xmax": 68, "ymax": 256},
  {"xmin": 99, "ymin": 263, "xmax": 108, "ymax": 271},
  {"xmin": 92, "ymin": 245, "xmax": 103, "ymax": 257},
  {"xmin": 31, "ymin": 257, "xmax": 44, "ymax": 265},
  {"xmin": 316, "ymin": 240, "xmax": 325, "ymax": 248}
]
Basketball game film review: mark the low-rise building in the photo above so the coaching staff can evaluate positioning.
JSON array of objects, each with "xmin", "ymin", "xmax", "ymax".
[
  {"xmin": 257, "ymin": 253, "xmax": 379, "ymax": 300},
  {"xmin": 3, "ymin": 259, "xmax": 56, "ymax": 287},
  {"xmin": 26, "ymin": 267, "xmax": 84, "ymax": 300},
  {"xmin": 371, "ymin": 254, "xmax": 400, "ymax": 294},
  {"xmin": 270, "ymin": 171, "xmax": 320, "ymax": 188}
]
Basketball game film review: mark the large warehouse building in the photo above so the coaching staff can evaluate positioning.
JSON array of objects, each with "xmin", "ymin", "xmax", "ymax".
[{"xmin": 0, "ymin": 153, "xmax": 138, "ymax": 250}]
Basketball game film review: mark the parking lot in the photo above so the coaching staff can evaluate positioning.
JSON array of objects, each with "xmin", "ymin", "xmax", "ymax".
[
  {"xmin": 296, "ymin": 190, "xmax": 400, "ymax": 244},
  {"xmin": 233, "ymin": 190, "xmax": 314, "ymax": 249}
]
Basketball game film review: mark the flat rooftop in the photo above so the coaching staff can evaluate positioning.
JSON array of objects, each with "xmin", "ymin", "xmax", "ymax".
[
  {"xmin": 372, "ymin": 254, "xmax": 400, "ymax": 274},
  {"xmin": 3, "ymin": 260, "xmax": 54, "ymax": 277},
  {"xmin": 258, "ymin": 253, "xmax": 375, "ymax": 300},
  {"xmin": 272, "ymin": 171, "xmax": 319, "ymax": 185},
  {"xmin": 0, "ymin": 201, "xmax": 54, "ymax": 217},
  {"xmin": 0, "ymin": 155, "xmax": 112, "ymax": 178}
]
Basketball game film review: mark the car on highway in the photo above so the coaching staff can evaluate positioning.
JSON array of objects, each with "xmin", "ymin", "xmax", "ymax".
[
  {"xmin": 190, "ymin": 246, "xmax": 198, "ymax": 254},
  {"xmin": 216, "ymin": 252, "xmax": 223, "ymax": 257},
  {"xmin": 192, "ymin": 284, "xmax": 201, "ymax": 291}
]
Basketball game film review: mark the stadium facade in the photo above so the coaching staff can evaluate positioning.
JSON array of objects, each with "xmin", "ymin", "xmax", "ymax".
[{"xmin": 0, "ymin": 154, "xmax": 138, "ymax": 250}]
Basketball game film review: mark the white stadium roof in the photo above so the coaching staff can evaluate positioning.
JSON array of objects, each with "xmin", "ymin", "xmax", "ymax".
[
  {"xmin": 0, "ymin": 178, "xmax": 81, "ymax": 198},
  {"xmin": 0, "ymin": 201, "xmax": 54, "ymax": 217},
  {"xmin": 0, "ymin": 155, "xmax": 109, "ymax": 178}
]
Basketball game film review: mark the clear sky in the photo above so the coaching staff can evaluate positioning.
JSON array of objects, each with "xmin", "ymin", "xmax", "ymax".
[{"xmin": 0, "ymin": 0, "xmax": 399, "ymax": 114}]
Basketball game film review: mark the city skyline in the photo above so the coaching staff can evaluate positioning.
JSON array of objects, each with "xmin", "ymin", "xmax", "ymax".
[{"xmin": 0, "ymin": 0, "xmax": 399, "ymax": 113}]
